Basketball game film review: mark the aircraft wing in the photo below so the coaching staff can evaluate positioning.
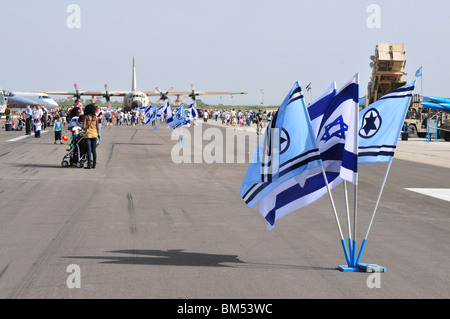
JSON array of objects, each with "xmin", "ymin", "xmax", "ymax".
[
  {"xmin": 185, "ymin": 91, "xmax": 247, "ymax": 96},
  {"xmin": 142, "ymin": 85, "xmax": 247, "ymax": 102},
  {"xmin": 142, "ymin": 91, "xmax": 175, "ymax": 97},
  {"xmin": 44, "ymin": 90, "xmax": 129, "ymax": 97}
]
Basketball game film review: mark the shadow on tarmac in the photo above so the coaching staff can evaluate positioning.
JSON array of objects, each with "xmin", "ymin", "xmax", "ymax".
[
  {"xmin": 12, "ymin": 163, "xmax": 62, "ymax": 169},
  {"xmin": 64, "ymin": 249, "xmax": 335, "ymax": 271}
]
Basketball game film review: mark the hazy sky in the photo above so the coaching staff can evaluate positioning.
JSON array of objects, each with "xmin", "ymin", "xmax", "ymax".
[{"xmin": 1, "ymin": 0, "xmax": 449, "ymax": 106}]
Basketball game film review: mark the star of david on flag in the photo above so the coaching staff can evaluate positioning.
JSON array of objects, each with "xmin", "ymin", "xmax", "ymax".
[
  {"xmin": 320, "ymin": 115, "xmax": 349, "ymax": 142},
  {"xmin": 358, "ymin": 81, "xmax": 416, "ymax": 163},
  {"xmin": 359, "ymin": 109, "xmax": 381, "ymax": 138}
]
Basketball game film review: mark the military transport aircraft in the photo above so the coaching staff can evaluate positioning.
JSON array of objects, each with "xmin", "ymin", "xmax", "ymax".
[{"xmin": 45, "ymin": 58, "xmax": 247, "ymax": 111}]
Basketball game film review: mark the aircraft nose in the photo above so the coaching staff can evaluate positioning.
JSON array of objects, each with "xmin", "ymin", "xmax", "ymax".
[{"xmin": 131, "ymin": 100, "xmax": 142, "ymax": 109}]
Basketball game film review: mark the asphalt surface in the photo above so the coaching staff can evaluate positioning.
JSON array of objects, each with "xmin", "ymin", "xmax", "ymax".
[{"xmin": 0, "ymin": 122, "xmax": 449, "ymax": 299}]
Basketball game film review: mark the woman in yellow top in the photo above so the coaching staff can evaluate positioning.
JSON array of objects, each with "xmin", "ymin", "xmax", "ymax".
[{"xmin": 83, "ymin": 104, "xmax": 99, "ymax": 169}]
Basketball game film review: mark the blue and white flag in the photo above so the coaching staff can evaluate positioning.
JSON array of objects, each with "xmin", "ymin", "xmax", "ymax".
[
  {"xmin": 358, "ymin": 81, "xmax": 415, "ymax": 163},
  {"xmin": 188, "ymin": 103, "xmax": 198, "ymax": 119},
  {"xmin": 166, "ymin": 103, "xmax": 187, "ymax": 129},
  {"xmin": 415, "ymin": 66, "xmax": 423, "ymax": 77},
  {"xmin": 143, "ymin": 105, "xmax": 157, "ymax": 126},
  {"xmin": 308, "ymin": 82, "xmax": 337, "ymax": 137},
  {"xmin": 240, "ymin": 82, "xmax": 323, "ymax": 213},
  {"xmin": 323, "ymin": 74, "xmax": 359, "ymax": 185},
  {"xmin": 156, "ymin": 101, "xmax": 171, "ymax": 119},
  {"xmin": 258, "ymin": 75, "xmax": 359, "ymax": 227},
  {"xmin": 182, "ymin": 117, "xmax": 191, "ymax": 127}
]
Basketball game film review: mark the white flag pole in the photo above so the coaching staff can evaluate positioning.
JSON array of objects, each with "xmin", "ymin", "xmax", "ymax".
[
  {"xmin": 352, "ymin": 172, "xmax": 358, "ymax": 267},
  {"xmin": 321, "ymin": 167, "xmax": 351, "ymax": 266},
  {"xmin": 352, "ymin": 73, "xmax": 360, "ymax": 267},
  {"xmin": 355, "ymin": 160, "xmax": 392, "ymax": 265},
  {"xmin": 343, "ymin": 181, "xmax": 353, "ymax": 262}
]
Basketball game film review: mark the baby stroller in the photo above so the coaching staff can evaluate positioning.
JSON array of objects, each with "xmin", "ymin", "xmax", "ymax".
[{"xmin": 61, "ymin": 131, "xmax": 87, "ymax": 168}]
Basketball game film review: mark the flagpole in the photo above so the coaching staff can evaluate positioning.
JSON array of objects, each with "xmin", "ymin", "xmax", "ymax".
[
  {"xmin": 352, "ymin": 173, "xmax": 358, "ymax": 267},
  {"xmin": 343, "ymin": 181, "xmax": 353, "ymax": 263},
  {"xmin": 356, "ymin": 161, "xmax": 392, "ymax": 265},
  {"xmin": 421, "ymin": 73, "xmax": 423, "ymax": 99},
  {"xmin": 321, "ymin": 167, "xmax": 351, "ymax": 266}
]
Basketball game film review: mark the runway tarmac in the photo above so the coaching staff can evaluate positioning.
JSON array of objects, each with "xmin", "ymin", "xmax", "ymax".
[{"xmin": 0, "ymin": 122, "xmax": 449, "ymax": 299}]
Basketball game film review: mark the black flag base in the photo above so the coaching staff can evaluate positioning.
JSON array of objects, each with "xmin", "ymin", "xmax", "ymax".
[{"xmin": 338, "ymin": 263, "xmax": 387, "ymax": 272}]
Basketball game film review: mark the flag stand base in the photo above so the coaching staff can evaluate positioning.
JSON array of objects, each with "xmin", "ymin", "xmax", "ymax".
[{"xmin": 338, "ymin": 263, "xmax": 387, "ymax": 273}]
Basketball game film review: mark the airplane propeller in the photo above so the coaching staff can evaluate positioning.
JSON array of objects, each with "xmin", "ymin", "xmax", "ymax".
[
  {"xmin": 104, "ymin": 84, "xmax": 112, "ymax": 107},
  {"xmin": 188, "ymin": 83, "xmax": 199, "ymax": 107},
  {"xmin": 73, "ymin": 83, "xmax": 81, "ymax": 100},
  {"xmin": 155, "ymin": 86, "xmax": 174, "ymax": 105}
]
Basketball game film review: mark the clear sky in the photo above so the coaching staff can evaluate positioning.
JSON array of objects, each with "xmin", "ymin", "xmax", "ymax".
[{"xmin": 1, "ymin": 0, "xmax": 449, "ymax": 106}]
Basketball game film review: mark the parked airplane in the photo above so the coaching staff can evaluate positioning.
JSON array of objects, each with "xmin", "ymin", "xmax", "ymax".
[
  {"xmin": 45, "ymin": 58, "xmax": 247, "ymax": 111},
  {"xmin": 0, "ymin": 88, "xmax": 7, "ymax": 113},
  {"xmin": 2, "ymin": 89, "xmax": 59, "ymax": 109}
]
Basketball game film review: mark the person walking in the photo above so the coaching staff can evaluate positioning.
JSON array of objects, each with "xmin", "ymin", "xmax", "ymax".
[
  {"xmin": 82, "ymin": 104, "xmax": 99, "ymax": 169},
  {"xmin": 256, "ymin": 109, "xmax": 264, "ymax": 135},
  {"xmin": 53, "ymin": 116, "xmax": 63, "ymax": 144},
  {"xmin": 95, "ymin": 105, "xmax": 103, "ymax": 145}
]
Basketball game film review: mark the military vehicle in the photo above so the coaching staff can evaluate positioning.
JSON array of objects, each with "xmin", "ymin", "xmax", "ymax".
[{"xmin": 366, "ymin": 43, "xmax": 450, "ymax": 140}]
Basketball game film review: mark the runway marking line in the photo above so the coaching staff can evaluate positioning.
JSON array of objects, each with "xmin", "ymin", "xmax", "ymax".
[
  {"xmin": 8, "ymin": 135, "xmax": 29, "ymax": 142},
  {"xmin": 8, "ymin": 130, "xmax": 49, "ymax": 142},
  {"xmin": 405, "ymin": 188, "xmax": 450, "ymax": 202}
]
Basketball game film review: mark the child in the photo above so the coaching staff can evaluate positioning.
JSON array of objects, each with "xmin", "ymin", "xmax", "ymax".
[
  {"xmin": 53, "ymin": 116, "xmax": 62, "ymax": 144},
  {"xmin": 34, "ymin": 119, "xmax": 42, "ymax": 138}
]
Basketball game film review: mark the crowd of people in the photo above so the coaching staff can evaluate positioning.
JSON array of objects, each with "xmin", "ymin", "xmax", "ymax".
[
  {"xmin": 7, "ymin": 100, "xmax": 104, "ymax": 169},
  {"xmin": 6, "ymin": 102, "xmax": 277, "ymax": 168},
  {"xmin": 200, "ymin": 109, "xmax": 275, "ymax": 135}
]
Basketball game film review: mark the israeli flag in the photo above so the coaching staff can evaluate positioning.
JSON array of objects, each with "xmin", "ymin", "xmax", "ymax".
[
  {"xmin": 156, "ymin": 101, "xmax": 171, "ymax": 119},
  {"xmin": 143, "ymin": 105, "xmax": 157, "ymax": 126},
  {"xmin": 182, "ymin": 117, "xmax": 191, "ymax": 127},
  {"xmin": 188, "ymin": 103, "xmax": 198, "ymax": 119},
  {"xmin": 240, "ymin": 82, "xmax": 323, "ymax": 214},
  {"xmin": 321, "ymin": 74, "xmax": 359, "ymax": 185},
  {"xmin": 258, "ymin": 75, "xmax": 359, "ymax": 227},
  {"xmin": 358, "ymin": 81, "xmax": 415, "ymax": 163}
]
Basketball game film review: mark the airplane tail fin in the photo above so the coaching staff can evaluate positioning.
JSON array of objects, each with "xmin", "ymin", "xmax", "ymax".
[{"xmin": 132, "ymin": 57, "xmax": 137, "ymax": 91}]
